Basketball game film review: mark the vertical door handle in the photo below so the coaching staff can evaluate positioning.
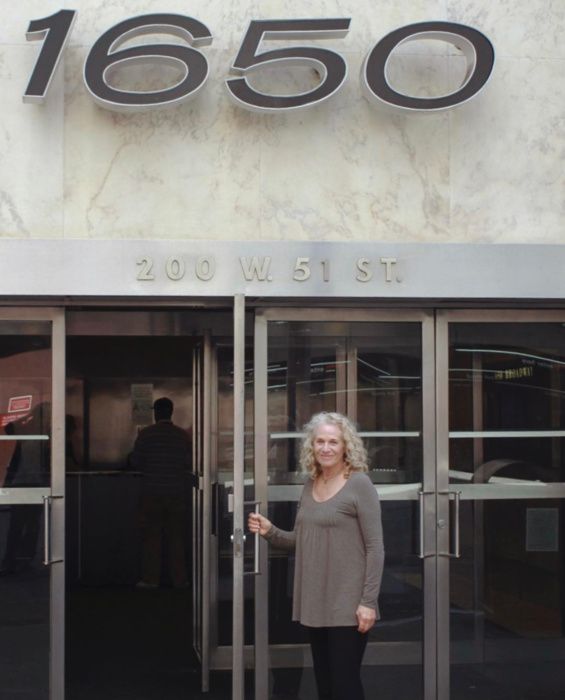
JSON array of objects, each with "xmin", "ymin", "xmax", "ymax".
[
  {"xmin": 211, "ymin": 482, "xmax": 219, "ymax": 536},
  {"xmin": 418, "ymin": 491, "xmax": 434, "ymax": 559},
  {"xmin": 43, "ymin": 495, "xmax": 63, "ymax": 566},
  {"xmin": 243, "ymin": 499, "xmax": 262, "ymax": 576},
  {"xmin": 452, "ymin": 490, "xmax": 461, "ymax": 559},
  {"xmin": 439, "ymin": 490, "xmax": 462, "ymax": 558}
]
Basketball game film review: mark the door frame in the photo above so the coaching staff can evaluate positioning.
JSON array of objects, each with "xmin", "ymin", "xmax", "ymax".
[
  {"xmin": 0, "ymin": 306, "xmax": 65, "ymax": 700},
  {"xmin": 435, "ymin": 309, "xmax": 565, "ymax": 700},
  {"xmin": 7, "ymin": 302, "xmax": 565, "ymax": 700},
  {"xmin": 251, "ymin": 307, "xmax": 438, "ymax": 700},
  {"xmin": 232, "ymin": 294, "xmax": 247, "ymax": 700},
  {"xmin": 192, "ymin": 330, "xmax": 214, "ymax": 691}
]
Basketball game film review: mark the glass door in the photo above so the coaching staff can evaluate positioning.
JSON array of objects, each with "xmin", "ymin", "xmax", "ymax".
[
  {"xmin": 437, "ymin": 311, "xmax": 565, "ymax": 700},
  {"xmin": 192, "ymin": 332, "xmax": 214, "ymax": 691},
  {"xmin": 232, "ymin": 295, "xmax": 249, "ymax": 700},
  {"xmin": 0, "ymin": 308, "xmax": 65, "ymax": 700},
  {"xmin": 252, "ymin": 309, "xmax": 437, "ymax": 700}
]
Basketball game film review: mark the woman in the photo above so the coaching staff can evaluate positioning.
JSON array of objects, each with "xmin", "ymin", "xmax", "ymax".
[{"xmin": 248, "ymin": 412, "xmax": 384, "ymax": 700}]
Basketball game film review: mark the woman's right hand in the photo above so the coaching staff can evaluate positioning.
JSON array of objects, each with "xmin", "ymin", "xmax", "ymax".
[{"xmin": 248, "ymin": 512, "xmax": 272, "ymax": 536}]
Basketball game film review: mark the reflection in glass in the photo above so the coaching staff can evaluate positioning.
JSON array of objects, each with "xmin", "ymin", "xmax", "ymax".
[
  {"xmin": 0, "ymin": 504, "xmax": 49, "ymax": 699},
  {"xmin": 265, "ymin": 321, "xmax": 424, "ymax": 700},
  {"xmin": 449, "ymin": 323, "xmax": 565, "ymax": 699},
  {"xmin": 267, "ymin": 322, "xmax": 422, "ymax": 485},
  {"xmin": 449, "ymin": 323, "xmax": 565, "ymax": 483},
  {"xmin": 0, "ymin": 323, "xmax": 51, "ymax": 489}
]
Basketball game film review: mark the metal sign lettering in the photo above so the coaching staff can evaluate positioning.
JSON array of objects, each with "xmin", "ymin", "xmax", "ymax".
[
  {"xmin": 225, "ymin": 18, "xmax": 351, "ymax": 112},
  {"xmin": 1, "ymin": 240, "xmax": 565, "ymax": 299},
  {"xmin": 22, "ymin": 10, "xmax": 495, "ymax": 113},
  {"xmin": 362, "ymin": 21, "xmax": 495, "ymax": 112},
  {"xmin": 135, "ymin": 254, "xmax": 400, "ymax": 285},
  {"xmin": 84, "ymin": 14, "xmax": 212, "ymax": 111}
]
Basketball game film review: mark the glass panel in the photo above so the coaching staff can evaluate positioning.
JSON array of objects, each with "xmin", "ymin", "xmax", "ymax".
[
  {"xmin": 449, "ymin": 323, "xmax": 565, "ymax": 698},
  {"xmin": 354, "ymin": 324, "xmax": 422, "ymax": 483},
  {"xmin": 0, "ymin": 322, "xmax": 52, "ymax": 489},
  {"xmin": 265, "ymin": 321, "xmax": 424, "ymax": 700},
  {"xmin": 0, "ymin": 504, "xmax": 50, "ymax": 699},
  {"xmin": 216, "ymin": 342, "xmax": 255, "ymax": 649},
  {"xmin": 267, "ymin": 322, "xmax": 341, "ymax": 479},
  {"xmin": 449, "ymin": 323, "xmax": 565, "ymax": 485},
  {"xmin": 451, "ymin": 497, "xmax": 565, "ymax": 699}
]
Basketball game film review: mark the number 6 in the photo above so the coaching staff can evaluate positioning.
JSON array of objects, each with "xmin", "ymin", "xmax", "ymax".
[{"xmin": 84, "ymin": 14, "xmax": 213, "ymax": 111}]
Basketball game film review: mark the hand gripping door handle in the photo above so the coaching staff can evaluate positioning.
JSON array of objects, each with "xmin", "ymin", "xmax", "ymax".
[
  {"xmin": 243, "ymin": 499, "xmax": 262, "ymax": 576},
  {"xmin": 438, "ymin": 490, "xmax": 462, "ymax": 559},
  {"xmin": 43, "ymin": 495, "xmax": 63, "ymax": 566}
]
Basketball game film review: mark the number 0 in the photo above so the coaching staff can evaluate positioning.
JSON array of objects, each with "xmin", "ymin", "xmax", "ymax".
[{"xmin": 362, "ymin": 21, "xmax": 495, "ymax": 112}]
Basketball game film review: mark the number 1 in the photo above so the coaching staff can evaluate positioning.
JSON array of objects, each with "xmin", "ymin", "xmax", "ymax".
[{"xmin": 23, "ymin": 10, "xmax": 77, "ymax": 104}]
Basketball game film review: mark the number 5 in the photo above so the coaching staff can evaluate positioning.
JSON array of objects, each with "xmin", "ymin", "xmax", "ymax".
[{"xmin": 226, "ymin": 18, "xmax": 351, "ymax": 112}]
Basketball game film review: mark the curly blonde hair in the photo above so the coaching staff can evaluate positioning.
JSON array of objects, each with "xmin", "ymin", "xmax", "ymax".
[{"xmin": 299, "ymin": 412, "xmax": 368, "ymax": 480}]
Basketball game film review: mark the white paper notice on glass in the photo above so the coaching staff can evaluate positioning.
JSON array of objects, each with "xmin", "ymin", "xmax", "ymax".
[
  {"xmin": 131, "ymin": 384, "xmax": 154, "ymax": 426},
  {"xmin": 526, "ymin": 507, "xmax": 559, "ymax": 552}
]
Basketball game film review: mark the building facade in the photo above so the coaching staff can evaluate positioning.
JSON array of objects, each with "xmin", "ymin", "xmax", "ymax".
[{"xmin": 1, "ymin": 0, "xmax": 565, "ymax": 699}]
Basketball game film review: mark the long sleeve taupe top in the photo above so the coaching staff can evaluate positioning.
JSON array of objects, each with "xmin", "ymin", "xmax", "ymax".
[{"xmin": 265, "ymin": 471, "xmax": 384, "ymax": 627}]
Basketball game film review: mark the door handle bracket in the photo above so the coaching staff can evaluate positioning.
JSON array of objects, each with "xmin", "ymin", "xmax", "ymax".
[
  {"xmin": 43, "ymin": 495, "xmax": 63, "ymax": 566},
  {"xmin": 438, "ymin": 490, "xmax": 462, "ymax": 558},
  {"xmin": 418, "ymin": 491, "xmax": 434, "ymax": 559}
]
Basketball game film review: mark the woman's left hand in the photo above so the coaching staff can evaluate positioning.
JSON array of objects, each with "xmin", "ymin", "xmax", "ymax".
[{"xmin": 355, "ymin": 605, "xmax": 376, "ymax": 634}]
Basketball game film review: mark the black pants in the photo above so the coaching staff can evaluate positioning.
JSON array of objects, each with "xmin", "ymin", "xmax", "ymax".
[{"xmin": 307, "ymin": 626, "xmax": 368, "ymax": 700}]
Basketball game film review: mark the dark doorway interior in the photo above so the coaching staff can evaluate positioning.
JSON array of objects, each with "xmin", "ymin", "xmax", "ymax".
[{"xmin": 64, "ymin": 334, "xmax": 208, "ymax": 700}]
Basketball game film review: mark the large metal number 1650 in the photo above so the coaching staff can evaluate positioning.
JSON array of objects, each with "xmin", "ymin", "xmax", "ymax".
[
  {"xmin": 22, "ymin": 12, "xmax": 494, "ymax": 113},
  {"xmin": 225, "ymin": 19, "xmax": 351, "ymax": 112}
]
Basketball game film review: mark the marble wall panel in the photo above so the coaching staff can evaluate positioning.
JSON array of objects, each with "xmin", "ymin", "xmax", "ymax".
[
  {"xmin": 1, "ymin": 0, "xmax": 564, "ymax": 244},
  {"xmin": 62, "ymin": 42, "xmax": 453, "ymax": 241},
  {"xmin": 258, "ymin": 53, "xmax": 450, "ymax": 241},
  {"xmin": 2, "ymin": 0, "xmax": 448, "ymax": 51},
  {"xmin": 66, "ymin": 0, "xmax": 261, "ymax": 51},
  {"xmin": 242, "ymin": 0, "xmax": 447, "ymax": 52},
  {"xmin": 0, "ymin": 46, "xmax": 64, "ymax": 238},
  {"xmin": 449, "ymin": 56, "xmax": 565, "ymax": 243},
  {"xmin": 63, "ymin": 48, "xmax": 261, "ymax": 239},
  {"xmin": 0, "ymin": 1, "xmax": 62, "ymax": 45},
  {"xmin": 448, "ymin": 0, "xmax": 565, "ymax": 59}
]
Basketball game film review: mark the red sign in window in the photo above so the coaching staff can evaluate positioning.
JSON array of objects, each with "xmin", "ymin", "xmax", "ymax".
[{"xmin": 8, "ymin": 395, "xmax": 32, "ymax": 413}]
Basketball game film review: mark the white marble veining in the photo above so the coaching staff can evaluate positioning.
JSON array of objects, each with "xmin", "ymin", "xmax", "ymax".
[
  {"xmin": 0, "ymin": 0, "xmax": 564, "ymax": 244},
  {"xmin": 448, "ymin": 0, "xmax": 565, "ymax": 60},
  {"xmin": 0, "ymin": 1, "xmax": 63, "ymax": 45},
  {"xmin": 258, "ymin": 52, "xmax": 450, "ymax": 241},
  {"xmin": 4, "ymin": 0, "xmax": 450, "ymax": 51},
  {"xmin": 240, "ymin": 0, "xmax": 447, "ymax": 52},
  {"xmin": 0, "ymin": 46, "xmax": 64, "ymax": 238},
  {"xmin": 63, "ymin": 48, "xmax": 261, "ymax": 239},
  {"xmin": 450, "ymin": 55, "xmax": 565, "ymax": 243},
  {"xmin": 66, "ymin": 0, "xmax": 260, "ymax": 51}
]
